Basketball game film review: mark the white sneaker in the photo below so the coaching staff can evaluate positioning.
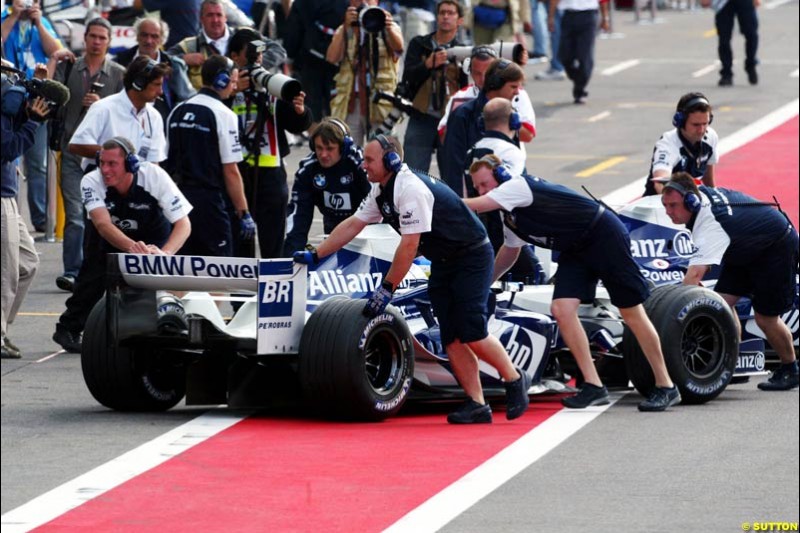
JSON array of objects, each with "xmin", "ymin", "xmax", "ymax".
[{"xmin": 535, "ymin": 69, "xmax": 566, "ymax": 81}]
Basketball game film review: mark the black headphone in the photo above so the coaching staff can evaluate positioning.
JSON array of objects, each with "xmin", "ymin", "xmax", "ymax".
[
  {"xmin": 663, "ymin": 181, "xmax": 701, "ymax": 214},
  {"xmin": 131, "ymin": 58, "xmax": 158, "ymax": 91},
  {"xmin": 212, "ymin": 57, "xmax": 235, "ymax": 91},
  {"xmin": 479, "ymin": 155, "xmax": 513, "ymax": 184},
  {"xmin": 95, "ymin": 137, "xmax": 141, "ymax": 174},
  {"xmin": 672, "ymin": 95, "xmax": 714, "ymax": 129},
  {"xmin": 376, "ymin": 134, "xmax": 402, "ymax": 173},
  {"xmin": 484, "ymin": 59, "xmax": 512, "ymax": 92},
  {"xmin": 309, "ymin": 118, "xmax": 354, "ymax": 154}
]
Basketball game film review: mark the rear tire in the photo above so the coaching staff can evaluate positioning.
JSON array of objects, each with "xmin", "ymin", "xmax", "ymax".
[
  {"xmin": 82, "ymin": 298, "xmax": 186, "ymax": 411},
  {"xmin": 624, "ymin": 285, "xmax": 738, "ymax": 404},
  {"xmin": 299, "ymin": 298, "xmax": 414, "ymax": 421}
]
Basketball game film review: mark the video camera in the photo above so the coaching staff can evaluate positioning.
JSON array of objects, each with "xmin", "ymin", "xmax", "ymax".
[
  {"xmin": 1, "ymin": 64, "xmax": 69, "ymax": 118},
  {"xmin": 355, "ymin": 4, "xmax": 387, "ymax": 34},
  {"xmin": 243, "ymin": 39, "xmax": 302, "ymax": 101},
  {"xmin": 445, "ymin": 42, "xmax": 528, "ymax": 66}
]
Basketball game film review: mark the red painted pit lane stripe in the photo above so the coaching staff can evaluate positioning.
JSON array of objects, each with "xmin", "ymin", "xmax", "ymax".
[
  {"xmin": 32, "ymin": 400, "xmax": 565, "ymax": 532},
  {"xmin": 714, "ymin": 116, "xmax": 799, "ymax": 228}
]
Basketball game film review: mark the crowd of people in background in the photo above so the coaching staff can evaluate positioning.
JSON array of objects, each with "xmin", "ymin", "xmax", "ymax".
[{"xmin": 3, "ymin": 0, "xmax": 793, "ymax": 412}]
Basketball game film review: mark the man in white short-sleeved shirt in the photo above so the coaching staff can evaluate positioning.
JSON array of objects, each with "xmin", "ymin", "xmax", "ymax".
[
  {"xmin": 53, "ymin": 136, "xmax": 192, "ymax": 354},
  {"xmin": 292, "ymin": 135, "xmax": 532, "ymax": 425},
  {"xmin": 69, "ymin": 57, "xmax": 169, "ymax": 170}
]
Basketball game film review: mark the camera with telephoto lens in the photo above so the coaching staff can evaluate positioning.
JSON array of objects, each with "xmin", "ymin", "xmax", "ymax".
[
  {"xmin": 371, "ymin": 90, "xmax": 417, "ymax": 136},
  {"xmin": 22, "ymin": 0, "xmax": 34, "ymax": 10},
  {"xmin": 243, "ymin": 39, "xmax": 302, "ymax": 101},
  {"xmin": 1, "ymin": 65, "xmax": 69, "ymax": 118},
  {"xmin": 355, "ymin": 4, "xmax": 386, "ymax": 33}
]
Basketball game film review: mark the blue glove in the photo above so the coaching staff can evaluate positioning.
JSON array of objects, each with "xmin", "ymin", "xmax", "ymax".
[
  {"xmin": 292, "ymin": 249, "xmax": 319, "ymax": 264},
  {"xmin": 363, "ymin": 281, "xmax": 394, "ymax": 317},
  {"xmin": 240, "ymin": 212, "xmax": 256, "ymax": 240}
]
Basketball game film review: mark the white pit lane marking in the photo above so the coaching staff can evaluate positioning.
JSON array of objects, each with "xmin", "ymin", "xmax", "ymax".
[{"xmin": 601, "ymin": 59, "xmax": 640, "ymax": 76}]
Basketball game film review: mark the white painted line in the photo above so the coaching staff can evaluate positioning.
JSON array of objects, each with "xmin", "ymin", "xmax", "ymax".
[
  {"xmin": 35, "ymin": 350, "xmax": 64, "ymax": 363},
  {"xmin": 0, "ymin": 409, "xmax": 248, "ymax": 533},
  {"xmin": 601, "ymin": 99, "xmax": 800, "ymax": 208},
  {"xmin": 588, "ymin": 110, "xmax": 612, "ymax": 122},
  {"xmin": 790, "ymin": 68, "xmax": 799, "ymax": 78},
  {"xmin": 601, "ymin": 59, "xmax": 641, "ymax": 76},
  {"xmin": 765, "ymin": 0, "xmax": 794, "ymax": 9},
  {"xmin": 384, "ymin": 394, "xmax": 624, "ymax": 533},
  {"xmin": 692, "ymin": 61, "xmax": 720, "ymax": 78}
]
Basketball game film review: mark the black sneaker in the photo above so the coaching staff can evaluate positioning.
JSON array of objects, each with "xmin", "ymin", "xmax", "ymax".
[
  {"xmin": 447, "ymin": 399, "xmax": 493, "ymax": 424},
  {"xmin": 718, "ymin": 75, "xmax": 733, "ymax": 87},
  {"xmin": 561, "ymin": 383, "xmax": 609, "ymax": 409},
  {"xmin": 53, "ymin": 329, "xmax": 82, "ymax": 353},
  {"xmin": 745, "ymin": 65, "xmax": 758, "ymax": 85},
  {"xmin": 1, "ymin": 339, "xmax": 21, "ymax": 359},
  {"xmin": 56, "ymin": 275, "xmax": 75, "ymax": 292},
  {"xmin": 638, "ymin": 386, "xmax": 681, "ymax": 412},
  {"xmin": 504, "ymin": 369, "xmax": 532, "ymax": 420},
  {"xmin": 757, "ymin": 363, "xmax": 800, "ymax": 391}
]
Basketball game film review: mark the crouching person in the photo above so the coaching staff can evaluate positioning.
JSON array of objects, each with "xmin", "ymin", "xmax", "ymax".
[{"xmin": 52, "ymin": 137, "xmax": 192, "ymax": 353}]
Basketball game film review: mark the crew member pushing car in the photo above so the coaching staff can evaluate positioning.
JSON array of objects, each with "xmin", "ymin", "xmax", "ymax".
[
  {"xmin": 467, "ymin": 155, "xmax": 681, "ymax": 412},
  {"xmin": 660, "ymin": 172, "xmax": 799, "ymax": 391},
  {"xmin": 293, "ymin": 135, "xmax": 531, "ymax": 424},
  {"xmin": 52, "ymin": 137, "xmax": 192, "ymax": 354}
]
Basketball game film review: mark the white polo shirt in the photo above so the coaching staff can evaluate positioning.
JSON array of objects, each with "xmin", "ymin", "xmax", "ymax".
[{"xmin": 70, "ymin": 89, "xmax": 167, "ymax": 170}]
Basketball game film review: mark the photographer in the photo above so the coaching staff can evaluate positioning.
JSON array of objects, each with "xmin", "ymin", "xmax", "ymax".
[
  {"xmin": 228, "ymin": 28, "xmax": 312, "ymax": 258},
  {"xmin": 400, "ymin": 0, "xmax": 466, "ymax": 173},
  {"xmin": 283, "ymin": 118, "xmax": 370, "ymax": 255},
  {"xmin": 2, "ymin": 0, "xmax": 63, "ymax": 232},
  {"xmin": 1, "ymin": 73, "xmax": 49, "ymax": 359},
  {"xmin": 326, "ymin": 0, "xmax": 403, "ymax": 145}
]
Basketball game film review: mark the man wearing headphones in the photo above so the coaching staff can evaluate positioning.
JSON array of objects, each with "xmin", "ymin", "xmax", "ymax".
[
  {"xmin": 437, "ymin": 45, "xmax": 536, "ymax": 145},
  {"xmin": 52, "ymin": 137, "xmax": 192, "ymax": 353},
  {"xmin": 643, "ymin": 92, "xmax": 719, "ymax": 197},
  {"xmin": 293, "ymin": 135, "xmax": 532, "ymax": 424},
  {"xmin": 467, "ymin": 155, "xmax": 681, "ymax": 411},
  {"xmin": 440, "ymin": 58, "xmax": 525, "ymax": 195},
  {"xmin": 165, "ymin": 54, "xmax": 254, "ymax": 258},
  {"xmin": 660, "ymin": 172, "xmax": 799, "ymax": 391},
  {"xmin": 283, "ymin": 118, "xmax": 370, "ymax": 256}
]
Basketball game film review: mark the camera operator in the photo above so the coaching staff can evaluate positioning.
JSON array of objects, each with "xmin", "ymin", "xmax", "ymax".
[
  {"xmin": 326, "ymin": 0, "xmax": 403, "ymax": 145},
  {"xmin": 283, "ymin": 117, "xmax": 370, "ymax": 255},
  {"xmin": 400, "ymin": 0, "xmax": 466, "ymax": 173},
  {"xmin": 228, "ymin": 28, "xmax": 312, "ymax": 259},
  {"xmin": 1, "ymin": 72, "xmax": 50, "ymax": 359},
  {"xmin": 2, "ymin": 0, "xmax": 62, "ymax": 233}
]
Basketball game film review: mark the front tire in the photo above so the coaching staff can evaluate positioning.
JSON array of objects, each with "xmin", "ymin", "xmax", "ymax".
[
  {"xmin": 623, "ymin": 285, "xmax": 738, "ymax": 404},
  {"xmin": 299, "ymin": 298, "xmax": 414, "ymax": 421},
  {"xmin": 82, "ymin": 298, "xmax": 186, "ymax": 411}
]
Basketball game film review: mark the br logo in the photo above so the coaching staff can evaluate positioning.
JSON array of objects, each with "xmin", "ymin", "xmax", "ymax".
[{"xmin": 260, "ymin": 280, "xmax": 293, "ymax": 317}]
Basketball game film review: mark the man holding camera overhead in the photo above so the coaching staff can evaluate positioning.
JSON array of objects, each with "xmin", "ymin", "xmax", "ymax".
[
  {"xmin": 228, "ymin": 28, "xmax": 312, "ymax": 259},
  {"xmin": 326, "ymin": 0, "xmax": 403, "ymax": 145}
]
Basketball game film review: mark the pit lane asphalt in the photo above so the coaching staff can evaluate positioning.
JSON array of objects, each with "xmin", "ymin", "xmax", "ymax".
[{"xmin": 3, "ymin": 3, "xmax": 799, "ymax": 529}]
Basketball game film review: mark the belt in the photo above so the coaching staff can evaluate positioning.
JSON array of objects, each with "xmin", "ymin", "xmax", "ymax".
[{"xmin": 435, "ymin": 237, "xmax": 491, "ymax": 263}]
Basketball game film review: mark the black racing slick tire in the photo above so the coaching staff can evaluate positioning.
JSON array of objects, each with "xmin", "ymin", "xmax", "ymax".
[
  {"xmin": 298, "ymin": 298, "xmax": 414, "ymax": 421},
  {"xmin": 623, "ymin": 285, "xmax": 739, "ymax": 404},
  {"xmin": 82, "ymin": 298, "xmax": 186, "ymax": 411}
]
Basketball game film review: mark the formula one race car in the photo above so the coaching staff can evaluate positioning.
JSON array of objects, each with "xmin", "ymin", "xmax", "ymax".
[{"xmin": 81, "ymin": 196, "xmax": 797, "ymax": 420}]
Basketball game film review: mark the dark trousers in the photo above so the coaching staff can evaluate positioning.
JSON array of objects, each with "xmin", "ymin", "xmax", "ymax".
[
  {"xmin": 403, "ymin": 113, "xmax": 441, "ymax": 174},
  {"xmin": 57, "ymin": 227, "xmax": 107, "ymax": 334},
  {"xmin": 716, "ymin": 0, "xmax": 759, "ymax": 77},
  {"xmin": 559, "ymin": 9, "xmax": 598, "ymax": 100},
  {"xmin": 232, "ymin": 164, "xmax": 289, "ymax": 259}
]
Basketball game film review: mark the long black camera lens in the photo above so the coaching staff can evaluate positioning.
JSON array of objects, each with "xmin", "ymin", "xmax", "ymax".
[{"xmin": 359, "ymin": 6, "xmax": 386, "ymax": 34}]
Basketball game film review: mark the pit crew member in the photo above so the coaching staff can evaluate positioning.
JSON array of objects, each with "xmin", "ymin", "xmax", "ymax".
[
  {"xmin": 660, "ymin": 172, "xmax": 799, "ymax": 391},
  {"xmin": 643, "ymin": 92, "xmax": 718, "ymax": 197},
  {"xmin": 52, "ymin": 137, "xmax": 191, "ymax": 354},
  {"xmin": 282, "ymin": 118, "xmax": 370, "ymax": 256},
  {"xmin": 294, "ymin": 135, "xmax": 531, "ymax": 424},
  {"xmin": 467, "ymin": 155, "xmax": 681, "ymax": 412}
]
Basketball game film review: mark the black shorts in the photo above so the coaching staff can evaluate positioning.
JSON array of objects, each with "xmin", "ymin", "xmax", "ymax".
[
  {"xmin": 427, "ymin": 242, "xmax": 494, "ymax": 346},
  {"xmin": 178, "ymin": 187, "xmax": 233, "ymax": 257},
  {"xmin": 715, "ymin": 228, "xmax": 799, "ymax": 316},
  {"xmin": 553, "ymin": 211, "xmax": 650, "ymax": 309}
]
